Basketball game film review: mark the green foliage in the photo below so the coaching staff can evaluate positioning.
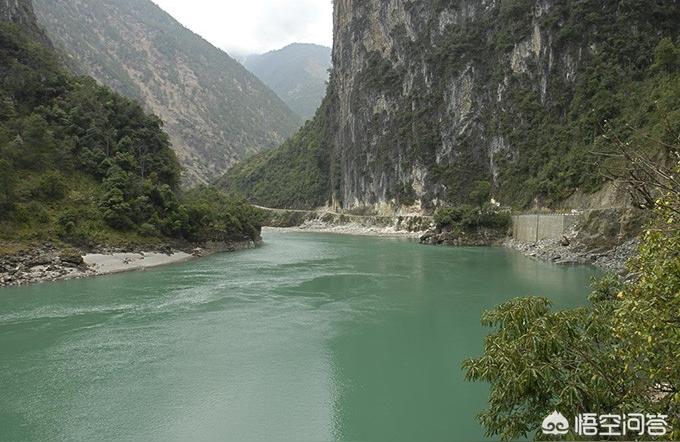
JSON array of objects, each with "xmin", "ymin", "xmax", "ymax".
[
  {"xmin": 464, "ymin": 161, "xmax": 680, "ymax": 440},
  {"xmin": 492, "ymin": 13, "xmax": 680, "ymax": 207},
  {"xmin": 469, "ymin": 181, "xmax": 492, "ymax": 208},
  {"xmin": 611, "ymin": 192, "xmax": 680, "ymax": 441},
  {"xmin": 360, "ymin": 52, "xmax": 404, "ymax": 90},
  {"xmin": 0, "ymin": 23, "xmax": 261, "ymax": 246},
  {"xmin": 219, "ymin": 93, "xmax": 333, "ymax": 209},
  {"xmin": 33, "ymin": 171, "xmax": 68, "ymax": 201},
  {"xmin": 434, "ymin": 205, "xmax": 510, "ymax": 231},
  {"xmin": 464, "ymin": 296, "xmax": 622, "ymax": 441},
  {"xmin": 653, "ymin": 37, "xmax": 680, "ymax": 73},
  {"xmin": 0, "ymin": 158, "xmax": 15, "ymax": 215},
  {"xmin": 166, "ymin": 187, "xmax": 265, "ymax": 242}
]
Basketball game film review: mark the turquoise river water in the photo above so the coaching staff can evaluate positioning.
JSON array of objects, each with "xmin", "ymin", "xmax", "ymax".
[{"xmin": 0, "ymin": 231, "xmax": 599, "ymax": 441}]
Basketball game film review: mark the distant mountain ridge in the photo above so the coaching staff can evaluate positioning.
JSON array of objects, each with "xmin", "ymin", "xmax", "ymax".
[
  {"xmin": 243, "ymin": 43, "xmax": 331, "ymax": 120},
  {"xmin": 33, "ymin": 0, "xmax": 301, "ymax": 185}
]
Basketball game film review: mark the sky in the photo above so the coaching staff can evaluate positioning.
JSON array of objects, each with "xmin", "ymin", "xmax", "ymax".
[{"xmin": 151, "ymin": 0, "xmax": 333, "ymax": 57}]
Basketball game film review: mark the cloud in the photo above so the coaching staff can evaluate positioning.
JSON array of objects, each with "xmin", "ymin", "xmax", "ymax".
[{"xmin": 151, "ymin": 0, "xmax": 333, "ymax": 56}]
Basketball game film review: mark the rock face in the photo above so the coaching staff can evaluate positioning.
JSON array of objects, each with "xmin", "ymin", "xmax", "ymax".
[
  {"xmin": 0, "ymin": 243, "xmax": 93, "ymax": 287},
  {"xmin": 0, "ymin": 0, "xmax": 50, "ymax": 45},
  {"xmin": 327, "ymin": 0, "xmax": 680, "ymax": 211},
  {"xmin": 244, "ymin": 43, "xmax": 332, "ymax": 120},
  {"xmin": 33, "ymin": 0, "xmax": 301, "ymax": 185}
]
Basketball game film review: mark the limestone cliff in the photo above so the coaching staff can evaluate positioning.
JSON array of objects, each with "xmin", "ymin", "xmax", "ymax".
[
  {"xmin": 222, "ymin": 0, "xmax": 680, "ymax": 212},
  {"xmin": 329, "ymin": 0, "xmax": 680, "ymax": 210}
]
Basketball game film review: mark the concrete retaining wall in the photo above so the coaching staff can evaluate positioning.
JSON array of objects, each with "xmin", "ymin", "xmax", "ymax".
[{"xmin": 512, "ymin": 214, "xmax": 580, "ymax": 242}]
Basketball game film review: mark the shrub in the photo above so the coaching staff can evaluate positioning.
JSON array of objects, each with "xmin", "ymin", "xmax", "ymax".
[
  {"xmin": 469, "ymin": 181, "xmax": 492, "ymax": 208},
  {"xmin": 33, "ymin": 171, "xmax": 68, "ymax": 201},
  {"xmin": 138, "ymin": 223, "xmax": 159, "ymax": 237},
  {"xmin": 0, "ymin": 159, "xmax": 15, "ymax": 216},
  {"xmin": 57, "ymin": 210, "xmax": 79, "ymax": 236},
  {"xmin": 435, "ymin": 205, "xmax": 510, "ymax": 231},
  {"xmin": 465, "ymin": 160, "xmax": 680, "ymax": 440}
]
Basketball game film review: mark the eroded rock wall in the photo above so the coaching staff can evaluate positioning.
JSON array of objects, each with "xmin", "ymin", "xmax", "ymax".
[{"xmin": 328, "ymin": 0, "xmax": 680, "ymax": 211}]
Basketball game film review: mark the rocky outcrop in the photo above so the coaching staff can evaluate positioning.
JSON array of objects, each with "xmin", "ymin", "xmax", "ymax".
[
  {"xmin": 260, "ymin": 206, "xmax": 432, "ymax": 233},
  {"xmin": 0, "ymin": 0, "xmax": 50, "ymax": 45},
  {"xmin": 0, "ymin": 234, "xmax": 263, "ymax": 287},
  {"xmin": 504, "ymin": 237, "xmax": 639, "ymax": 274},
  {"xmin": 0, "ymin": 243, "xmax": 93, "ymax": 287}
]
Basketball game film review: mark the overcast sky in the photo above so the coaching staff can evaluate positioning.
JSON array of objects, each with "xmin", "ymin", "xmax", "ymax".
[{"xmin": 151, "ymin": 0, "xmax": 333, "ymax": 56}]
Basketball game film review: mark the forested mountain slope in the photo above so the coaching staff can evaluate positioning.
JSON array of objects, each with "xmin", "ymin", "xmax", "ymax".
[
  {"xmin": 0, "ymin": 0, "xmax": 262, "ymax": 248},
  {"xmin": 223, "ymin": 0, "xmax": 680, "ymax": 212},
  {"xmin": 244, "ymin": 43, "xmax": 331, "ymax": 120},
  {"xmin": 33, "ymin": 0, "xmax": 301, "ymax": 184}
]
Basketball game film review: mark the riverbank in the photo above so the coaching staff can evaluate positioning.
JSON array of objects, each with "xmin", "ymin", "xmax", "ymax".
[
  {"xmin": 0, "ymin": 238, "xmax": 261, "ymax": 288},
  {"xmin": 264, "ymin": 220, "xmax": 426, "ymax": 238},
  {"xmin": 268, "ymin": 217, "xmax": 638, "ymax": 274},
  {"xmin": 503, "ymin": 237, "xmax": 639, "ymax": 274}
]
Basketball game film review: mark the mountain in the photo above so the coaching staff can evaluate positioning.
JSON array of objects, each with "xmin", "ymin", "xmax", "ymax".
[
  {"xmin": 32, "ymin": 0, "xmax": 301, "ymax": 185},
  {"xmin": 222, "ymin": 0, "xmax": 680, "ymax": 211},
  {"xmin": 0, "ymin": 0, "xmax": 261, "ymax": 249},
  {"xmin": 0, "ymin": 0, "xmax": 48, "ymax": 44},
  {"xmin": 243, "ymin": 43, "xmax": 331, "ymax": 120}
]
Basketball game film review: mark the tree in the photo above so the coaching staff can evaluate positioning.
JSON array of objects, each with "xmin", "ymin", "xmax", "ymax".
[
  {"xmin": 469, "ymin": 180, "xmax": 492, "ymax": 208},
  {"xmin": 463, "ymin": 295, "xmax": 626, "ymax": 440},
  {"xmin": 0, "ymin": 159, "xmax": 16, "ymax": 216},
  {"xmin": 0, "ymin": 94, "xmax": 16, "ymax": 120},
  {"xmin": 34, "ymin": 171, "xmax": 68, "ymax": 201},
  {"xmin": 101, "ymin": 187, "xmax": 134, "ymax": 230},
  {"xmin": 652, "ymin": 38, "xmax": 680, "ymax": 73},
  {"xmin": 464, "ymin": 156, "xmax": 680, "ymax": 439}
]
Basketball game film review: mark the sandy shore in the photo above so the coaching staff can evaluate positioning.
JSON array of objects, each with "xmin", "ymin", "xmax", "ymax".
[
  {"xmin": 83, "ymin": 251, "xmax": 194, "ymax": 276},
  {"xmin": 1, "ymin": 239, "xmax": 261, "ymax": 288}
]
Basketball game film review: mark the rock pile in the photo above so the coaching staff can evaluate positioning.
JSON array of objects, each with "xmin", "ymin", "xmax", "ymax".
[
  {"xmin": 503, "ymin": 237, "xmax": 639, "ymax": 274},
  {"xmin": 0, "ymin": 243, "xmax": 93, "ymax": 287}
]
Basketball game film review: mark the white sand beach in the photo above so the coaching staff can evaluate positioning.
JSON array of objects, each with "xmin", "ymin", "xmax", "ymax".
[{"xmin": 83, "ymin": 252, "xmax": 194, "ymax": 276}]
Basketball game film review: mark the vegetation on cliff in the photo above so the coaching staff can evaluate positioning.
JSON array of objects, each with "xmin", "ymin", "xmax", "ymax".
[
  {"xmin": 0, "ymin": 22, "xmax": 262, "ymax": 247},
  {"xmin": 218, "ymin": 93, "xmax": 333, "ymax": 209}
]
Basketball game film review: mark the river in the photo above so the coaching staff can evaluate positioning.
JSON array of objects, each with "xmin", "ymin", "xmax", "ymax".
[{"xmin": 0, "ymin": 231, "xmax": 599, "ymax": 441}]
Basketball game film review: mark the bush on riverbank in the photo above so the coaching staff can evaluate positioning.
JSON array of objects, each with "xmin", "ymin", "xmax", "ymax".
[
  {"xmin": 433, "ymin": 205, "xmax": 510, "ymax": 232},
  {"xmin": 464, "ymin": 155, "xmax": 680, "ymax": 440}
]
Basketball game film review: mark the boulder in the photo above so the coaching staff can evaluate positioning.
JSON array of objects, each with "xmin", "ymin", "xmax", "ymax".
[{"xmin": 60, "ymin": 252, "xmax": 84, "ymax": 267}]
